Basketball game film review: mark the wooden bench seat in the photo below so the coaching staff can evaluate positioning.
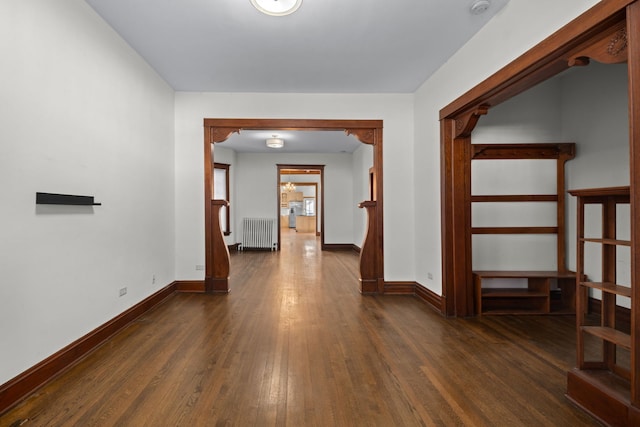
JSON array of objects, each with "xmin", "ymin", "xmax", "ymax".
[{"xmin": 473, "ymin": 270, "xmax": 576, "ymax": 315}]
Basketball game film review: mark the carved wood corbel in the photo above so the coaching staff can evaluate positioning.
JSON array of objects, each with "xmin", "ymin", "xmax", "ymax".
[
  {"xmin": 454, "ymin": 105, "xmax": 489, "ymax": 138},
  {"xmin": 345, "ymin": 128, "xmax": 375, "ymax": 145},
  {"xmin": 211, "ymin": 127, "xmax": 241, "ymax": 143},
  {"xmin": 567, "ymin": 20, "xmax": 628, "ymax": 67}
]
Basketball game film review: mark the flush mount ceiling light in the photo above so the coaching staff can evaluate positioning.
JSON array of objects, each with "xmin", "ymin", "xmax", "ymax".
[
  {"xmin": 470, "ymin": 0, "xmax": 490, "ymax": 15},
  {"xmin": 250, "ymin": 0, "xmax": 302, "ymax": 16},
  {"xmin": 266, "ymin": 135, "xmax": 284, "ymax": 148}
]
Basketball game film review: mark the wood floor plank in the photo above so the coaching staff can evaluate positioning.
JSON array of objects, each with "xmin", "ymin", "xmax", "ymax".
[{"xmin": 1, "ymin": 230, "xmax": 601, "ymax": 426}]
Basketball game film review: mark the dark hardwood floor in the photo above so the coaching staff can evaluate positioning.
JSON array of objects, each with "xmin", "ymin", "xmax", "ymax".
[{"xmin": 1, "ymin": 229, "xmax": 600, "ymax": 426}]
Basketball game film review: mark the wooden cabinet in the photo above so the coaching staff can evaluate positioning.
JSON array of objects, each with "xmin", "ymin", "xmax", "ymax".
[
  {"xmin": 566, "ymin": 186, "xmax": 638, "ymax": 425},
  {"xmin": 296, "ymin": 215, "xmax": 316, "ymax": 233},
  {"xmin": 281, "ymin": 191, "xmax": 303, "ymax": 202}
]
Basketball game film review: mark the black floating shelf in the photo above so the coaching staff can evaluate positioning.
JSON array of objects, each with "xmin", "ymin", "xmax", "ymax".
[{"xmin": 36, "ymin": 192, "xmax": 101, "ymax": 206}]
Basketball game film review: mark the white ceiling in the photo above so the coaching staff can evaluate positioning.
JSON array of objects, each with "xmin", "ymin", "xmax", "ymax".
[
  {"xmin": 85, "ymin": 0, "xmax": 508, "ymax": 94},
  {"xmin": 222, "ymin": 130, "xmax": 362, "ymax": 153},
  {"xmin": 85, "ymin": 0, "xmax": 508, "ymax": 153}
]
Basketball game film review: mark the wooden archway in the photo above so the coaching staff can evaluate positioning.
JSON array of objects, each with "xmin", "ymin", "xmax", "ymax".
[
  {"xmin": 439, "ymin": 0, "xmax": 638, "ymax": 318},
  {"xmin": 203, "ymin": 118, "xmax": 384, "ymax": 294}
]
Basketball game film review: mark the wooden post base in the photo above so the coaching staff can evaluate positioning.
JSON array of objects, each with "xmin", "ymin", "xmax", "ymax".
[
  {"xmin": 205, "ymin": 277, "xmax": 229, "ymax": 294},
  {"xmin": 567, "ymin": 368, "xmax": 634, "ymax": 426}
]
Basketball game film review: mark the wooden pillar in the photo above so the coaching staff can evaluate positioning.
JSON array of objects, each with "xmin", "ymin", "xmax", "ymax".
[
  {"xmin": 628, "ymin": 0, "xmax": 640, "ymax": 408},
  {"xmin": 441, "ymin": 107, "xmax": 487, "ymax": 317},
  {"xmin": 206, "ymin": 200, "xmax": 230, "ymax": 293},
  {"xmin": 358, "ymin": 201, "xmax": 378, "ymax": 294}
]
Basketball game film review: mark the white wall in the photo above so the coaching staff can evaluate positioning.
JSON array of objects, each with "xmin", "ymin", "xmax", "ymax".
[
  {"xmin": 353, "ymin": 143, "xmax": 374, "ymax": 247},
  {"xmin": 561, "ymin": 63, "xmax": 629, "ymax": 305},
  {"xmin": 210, "ymin": 145, "xmax": 236, "ymax": 246},
  {"xmin": 0, "ymin": 0, "xmax": 175, "ymax": 385},
  {"xmin": 413, "ymin": 0, "xmax": 600, "ymax": 295},
  {"xmin": 235, "ymin": 152, "xmax": 353, "ymax": 243},
  {"xmin": 174, "ymin": 93, "xmax": 415, "ymax": 281},
  {"xmin": 471, "ymin": 77, "xmax": 563, "ymax": 272}
]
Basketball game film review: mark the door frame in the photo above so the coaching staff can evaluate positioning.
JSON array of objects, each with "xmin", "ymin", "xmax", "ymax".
[
  {"xmin": 277, "ymin": 165, "xmax": 323, "ymax": 247},
  {"xmin": 203, "ymin": 118, "xmax": 384, "ymax": 294}
]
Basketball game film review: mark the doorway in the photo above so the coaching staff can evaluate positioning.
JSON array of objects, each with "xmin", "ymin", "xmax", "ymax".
[
  {"xmin": 278, "ymin": 165, "xmax": 323, "ymax": 249},
  {"xmin": 203, "ymin": 119, "xmax": 384, "ymax": 294}
]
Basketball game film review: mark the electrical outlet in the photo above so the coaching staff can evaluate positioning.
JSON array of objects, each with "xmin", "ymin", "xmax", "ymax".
[
  {"xmin": 196, "ymin": 265, "xmax": 205, "ymax": 271},
  {"xmin": 119, "ymin": 287, "xmax": 127, "ymax": 297},
  {"xmin": 428, "ymin": 273, "xmax": 433, "ymax": 280},
  {"xmin": 152, "ymin": 274, "xmax": 156, "ymax": 284}
]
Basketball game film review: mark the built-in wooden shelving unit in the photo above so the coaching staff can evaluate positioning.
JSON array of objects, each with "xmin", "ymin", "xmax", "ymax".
[
  {"xmin": 566, "ymin": 186, "xmax": 637, "ymax": 425},
  {"xmin": 471, "ymin": 143, "xmax": 576, "ymax": 315}
]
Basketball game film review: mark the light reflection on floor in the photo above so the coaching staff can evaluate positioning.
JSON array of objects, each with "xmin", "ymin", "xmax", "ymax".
[{"xmin": 280, "ymin": 228, "xmax": 319, "ymax": 260}]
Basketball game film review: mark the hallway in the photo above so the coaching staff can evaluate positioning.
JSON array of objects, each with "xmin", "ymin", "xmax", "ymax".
[{"xmin": 2, "ymin": 233, "xmax": 599, "ymax": 426}]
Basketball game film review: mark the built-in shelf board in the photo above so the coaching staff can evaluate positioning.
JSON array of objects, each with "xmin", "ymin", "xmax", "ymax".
[
  {"xmin": 36, "ymin": 192, "xmax": 101, "ymax": 206},
  {"xmin": 582, "ymin": 326, "xmax": 631, "ymax": 350},
  {"xmin": 481, "ymin": 288, "xmax": 548, "ymax": 298},
  {"xmin": 581, "ymin": 282, "xmax": 632, "ymax": 297},
  {"xmin": 471, "ymin": 194, "xmax": 558, "ymax": 203},
  {"xmin": 473, "ymin": 270, "xmax": 577, "ymax": 279},
  {"xmin": 581, "ymin": 237, "xmax": 631, "ymax": 246},
  {"xmin": 472, "ymin": 226, "xmax": 559, "ymax": 235}
]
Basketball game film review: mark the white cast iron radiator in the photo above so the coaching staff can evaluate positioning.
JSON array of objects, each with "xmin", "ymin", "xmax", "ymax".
[{"xmin": 241, "ymin": 218, "xmax": 276, "ymax": 250}]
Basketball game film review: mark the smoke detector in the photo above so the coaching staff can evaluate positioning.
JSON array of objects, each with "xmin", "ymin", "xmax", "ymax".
[{"xmin": 470, "ymin": 0, "xmax": 490, "ymax": 15}]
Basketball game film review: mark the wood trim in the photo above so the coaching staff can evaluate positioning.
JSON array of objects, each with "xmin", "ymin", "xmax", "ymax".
[
  {"xmin": 471, "ymin": 143, "xmax": 576, "ymax": 159},
  {"xmin": 358, "ymin": 201, "xmax": 378, "ymax": 293},
  {"xmin": 383, "ymin": 281, "xmax": 416, "ymax": 295},
  {"xmin": 205, "ymin": 119, "xmax": 384, "ymax": 294},
  {"xmin": 213, "ymin": 162, "xmax": 231, "ymax": 235},
  {"xmin": 567, "ymin": 19, "xmax": 629, "ymax": 66},
  {"xmin": 207, "ymin": 200, "xmax": 230, "ymax": 293},
  {"xmin": 345, "ymin": 128, "xmax": 375, "ymax": 144},
  {"xmin": 439, "ymin": 0, "xmax": 632, "ymax": 120},
  {"xmin": 204, "ymin": 128, "xmax": 214, "ymax": 291},
  {"xmin": 175, "ymin": 280, "xmax": 206, "ymax": 293},
  {"xmin": 472, "ymin": 226, "xmax": 559, "ymax": 235},
  {"xmin": 204, "ymin": 118, "xmax": 382, "ymax": 130},
  {"xmin": 471, "ymin": 194, "xmax": 559, "ymax": 203},
  {"xmin": 628, "ymin": 0, "xmax": 640, "ymax": 406},
  {"xmin": 415, "ymin": 284, "xmax": 445, "ymax": 314},
  {"xmin": 0, "ymin": 283, "xmax": 177, "ymax": 416},
  {"xmin": 278, "ymin": 165, "xmax": 323, "ymax": 247},
  {"xmin": 322, "ymin": 243, "xmax": 359, "ymax": 252},
  {"xmin": 280, "ymin": 169, "xmax": 321, "ymax": 175},
  {"xmin": 439, "ymin": 1, "xmax": 629, "ymax": 318},
  {"xmin": 440, "ymin": 119, "xmax": 456, "ymax": 316},
  {"xmin": 566, "ymin": 368, "xmax": 631, "ymax": 427}
]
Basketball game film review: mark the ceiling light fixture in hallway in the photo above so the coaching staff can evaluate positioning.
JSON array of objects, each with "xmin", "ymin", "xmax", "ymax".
[{"xmin": 250, "ymin": 0, "xmax": 303, "ymax": 16}]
